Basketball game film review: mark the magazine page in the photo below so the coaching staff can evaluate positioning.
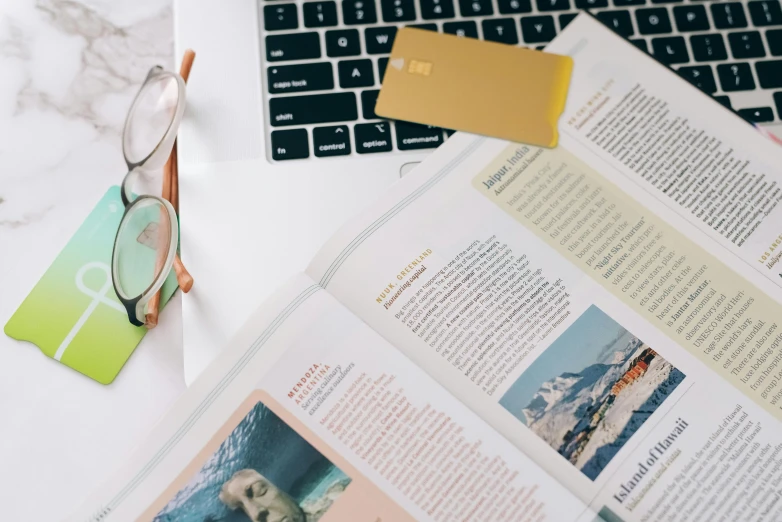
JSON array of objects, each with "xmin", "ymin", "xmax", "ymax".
[
  {"xmin": 68, "ymin": 273, "xmax": 590, "ymax": 522},
  {"xmin": 305, "ymin": 20, "xmax": 782, "ymax": 519}
]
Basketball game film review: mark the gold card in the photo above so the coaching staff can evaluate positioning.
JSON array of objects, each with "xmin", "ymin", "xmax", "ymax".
[{"xmin": 376, "ymin": 28, "xmax": 573, "ymax": 148}]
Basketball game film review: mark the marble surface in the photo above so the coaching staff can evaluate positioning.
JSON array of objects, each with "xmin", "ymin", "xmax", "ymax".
[{"xmin": 0, "ymin": 0, "xmax": 185, "ymax": 519}]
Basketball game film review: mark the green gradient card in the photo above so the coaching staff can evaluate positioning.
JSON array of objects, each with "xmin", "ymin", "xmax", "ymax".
[{"xmin": 4, "ymin": 186, "xmax": 177, "ymax": 384}]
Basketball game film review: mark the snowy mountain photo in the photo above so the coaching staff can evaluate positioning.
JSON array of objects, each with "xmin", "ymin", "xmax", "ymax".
[{"xmin": 499, "ymin": 306, "xmax": 685, "ymax": 480}]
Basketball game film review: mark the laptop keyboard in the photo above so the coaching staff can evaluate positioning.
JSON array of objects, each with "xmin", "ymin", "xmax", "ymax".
[{"xmin": 260, "ymin": 0, "xmax": 782, "ymax": 161}]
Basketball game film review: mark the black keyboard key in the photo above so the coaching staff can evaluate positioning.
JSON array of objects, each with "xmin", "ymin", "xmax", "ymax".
[
  {"xmin": 652, "ymin": 0, "xmax": 682, "ymax": 4},
  {"xmin": 483, "ymin": 18, "xmax": 520, "ymax": 43},
  {"xmin": 313, "ymin": 125, "xmax": 351, "ymax": 156},
  {"xmin": 499, "ymin": 0, "xmax": 533, "ymax": 13},
  {"xmin": 266, "ymin": 33, "xmax": 321, "ymax": 62},
  {"xmin": 537, "ymin": 0, "xmax": 570, "ymax": 11},
  {"xmin": 749, "ymin": 1, "xmax": 782, "ymax": 26},
  {"xmin": 264, "ymin": 4, "xmax": 299, "ymax": 31},
  {"xmin": 521, "ymin": 15, "xmax": 557, "ymax": 42},
  {"xmin": 421, "ymin": 0, "xmax": 456, "ymax": 18},
  {"xmin": 361, "ymin": 89, "xmax": 380, "ymax": 118},
  {"xmin": 769, "ymin": 29, "xmax": 782, "ymax": 55},
  {"xmin": 381, "ymin": 0, "xmax": 417, "ymax": 21},
  {"xmin": 691, "ymin": 33, "xmax": 728, "ymax": 61},
  {"xmin": 365, "ymin": 26, "xmax": 397, "ymax": 53},
  {"xmin": 717, "ymin": 62, "xmax": 756, "ymax": 91},
  {"xmin": 711, "ymin": 3, "xmax": 748, "ymax": 29},
  {"xmin": 459, "ymin": 0, "xmax": 494, "ymax": 16},
  {"xmin": 338, "ymin": 59, "xmax": 375, "ymax": 88},
  {"xmin": 738, "ymin": 106, "xmax": 775, "ymax": 122},
  {"xmin": 729, "ymin": 31, "xmax": 766, "ymax": 58},
  {"xmin": 631, "ymin": 38, "xmax": 649, "ymax": 51},
  {"xmin": 408, "ymin": 23, "xmax": 439, "ymax": 30},
  {"xmin": 443, "ymin": 20, "xmax": 479, "ymax": 37},
  {"xmin": 378, "ymin": 57, "xmax": 389, "ymax": 80},
  {"xmin": 576, "ymin": 0, "xmax": 608, "ymax": 8},
  {"xmin": 343, "ymin": 0, "xmax": 378, "ymax": 24},
  {"xmin": 756, "ymin": 60, "xmax": 782, "ymax": 87},
  {"xmin": 355, "ymin": 121, "xmax": 393, "ymax": 153},
  {"xmin": 267, "ymin": 63, "xmax": 334, "ymax": 94},
  {"xmin": 270, "ymin": 92, "xmax": 358, "ymax": 126},
  {"xmin": 304, "ymin": 2, "xmax": 338, "ymax": 27},
  {"xmin": 678, "ymin": 65, "xmax": 717, "ymax": 92},
  {"xmin": 614, "ymin": 0, "xmax": 645, "ymax": 7},
  {"xmin": 271, "ymin": 129, "xmax": 309, "ymax": 160},
  {"xmin": 774, "ymin": 91, "xmax": 782, "ymax": 117},
  {"xmin": 637, "ymin": 8, "xmax": 672, "ymax": 35},
  {"xmin": 714, "ymin": 95, "xmax": 732, "ymax": 108},
  {"xmin": 560, "ymin": 13, "xmax": 578, "ymax": 29},
  {"xmin": 652, "ymin": 36, "xmax": 689, "ymax": 63},
  {"xmin": 326, "ymin": 29, "xmax": 361, "ymax": 56},
  {"xmin": 673, "ymin": 5, "xmax": 709, "ymax": 31},
  {"xmin": 597, "ymin": 11, "xmax": 634, "ymax": 37},
  {"xmin": 396, "ymin": 122, "xmax": 444, "ymax": 150}
]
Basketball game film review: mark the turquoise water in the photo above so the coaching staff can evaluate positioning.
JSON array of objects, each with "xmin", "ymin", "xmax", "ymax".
[{"xmin": 155, "ymin": 401, "xmax": 350, "ymax": 522}]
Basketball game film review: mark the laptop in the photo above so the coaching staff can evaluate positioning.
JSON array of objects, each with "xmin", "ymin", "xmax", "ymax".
[{"xmin": 173, "ymin": 0, "xmax": 782, "ymax": 383}]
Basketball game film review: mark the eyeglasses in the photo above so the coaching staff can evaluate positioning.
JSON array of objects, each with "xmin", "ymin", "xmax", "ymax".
[{"xmin": 111, "ymin": 58, "xmax": 194, "ymax": 327}]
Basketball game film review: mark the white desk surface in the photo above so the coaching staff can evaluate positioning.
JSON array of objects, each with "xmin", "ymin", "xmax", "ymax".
[{"xmin": 0, "ymin": 1, "xmax": 186, "ymax": 519}]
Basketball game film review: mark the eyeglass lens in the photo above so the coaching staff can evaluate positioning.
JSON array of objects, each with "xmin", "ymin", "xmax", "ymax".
[{"xmin": 123, "ymin": 74, "xmax": 180, "ymax": 165}]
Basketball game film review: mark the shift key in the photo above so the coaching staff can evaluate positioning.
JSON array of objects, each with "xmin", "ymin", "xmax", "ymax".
[{"xmin": 270, "ymin": 92, "xmax": 358, "ymax": 126}]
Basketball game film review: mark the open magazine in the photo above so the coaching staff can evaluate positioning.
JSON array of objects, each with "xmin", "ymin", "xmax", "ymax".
[{"xmin": 72, "ymin": 13, "xmax": 782, "ymax": 522}]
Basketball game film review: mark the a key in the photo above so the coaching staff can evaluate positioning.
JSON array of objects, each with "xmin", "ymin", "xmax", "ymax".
[
  {"xmin": 498, "ymin": 0, "xmax": 533, "ymax": 14},
  {"xmin": 313, "ymin": 125, "xmax": 352, "ymax": 157},
  {"xmin": 636, "ymin": 8, "xmax": 673, "ymax": 35},
  {"xmin": 711, "ymin": 3, "xmax": 748, "ymax": 29},
  {"xmin": 325, "ymin": 29, "xmax": 362, "ymax": 56},
  {"xmin": 521, "ymin": 15, "xmax": 557, "ymax": 42},
  {"xmin": 597, "ymin": 11, "xmax": 634, "ymax": 37},
  {"xmin": 729, "ymin": 31, "xmax": 766, "ymax": 58},
  {"xmin": 483, "ymin": 18, "xmax": 520, "ymax": 43},
  {"xmin": 338, "ymin": 59, "xmax": 375, "ymax": 88},
  {"xmin": 304, "ymin": 2, "xmax": 339, "ymax": 27},
  {"xmin": 678, "ymin": 65, "xmax": 717, "ymax": 93},
  {"xmin": 266, "ymin": 33, "xmax": 321, "ymax": 62},
  {"xmin": 381, "ymin": 0, "xmax": 417, "ymax": 21},
  {"xmin": 361, "ymin": 89, "xmax": 380, "ymax": 118},
  {"xmin": 421, "ymin": 0, "xmax": 456, "ymax": 19},
  {"xmin": 267, "ymin": 63, "xmax": 334, "ymax": 94},
  {"xmin": 459, "ymin": 0, "xmax": 494, "ymax": 16},
  {"xmin": 756, "ymin": 60, "xmax": 782, "ymax": 87},
  {"xmin": 271, "ymin": 129, "xmax": 309, "ymax": 160},
  {"xmin": 536, "ymin": 0, "xmax": 571, "ymax": 12},
  {"xmin": 630, "ymin": 38, "xmax": 649, "ymax": 51},
  {"xmin": 614, "ymin": 0, "xmax": 645, "ymax": 7},
  {"xmin": 378, "ymin": 57, "xmax": 389, "ymax": 81},
  {"xmin": 269, "ymin": 92, "xmax": 358, "ymax": 126},
  {"xmin": 365, "ymin": 26, "xmax": 397, "ymax": 53},
  {"xmin": 774, "ymin": 92, "xmax": 782, "ymax": 117},
  {"xmin": 673, "ymin": 5, "xmax": 710, "ymax": 31},
  {"xmin": 355, "ymin": 121, "xmax": 393, "ymax": 153},
  {"xmin": 560, "ymin": 13, "xmax": 578, "ymax": 29},
  {"xmin": 342, "ymin": 0, "xmax": 378, "ymax": 24},
  {"xmin": 717, "ymin": 63, "xmax": 756, "ymax": 91},
  {"xmin": 769, "ymin": 29, "xmax": 782, "ymax": 55},
  {"xmin": 713, "ymin": 95, "xmax": 732, "ymax": 109},
  {"xmin": 738, "ymin": 107, "xmax": 775, "ymax": 122},
  {"xmin": 652, "ymin": 36, "xmax": 689, "ymax": 64},
  {"xmin": 443, "ymin": 20, "xmax": 479, "ymax": 37},
  {"xmin": 264, "ymin": 4, "xmax": 299, "ymax": 31},
  {"xmin": 395, "ymin": 122, "xmax": 444, "ymax": 150},
  {"xmin": 576, "ymin": 0, "xmax": 608, "ymax": 8},
  {"xmin": 749, "ymin": 1, "xmax": 782, "ymax": 26},
  {"xmin": 691, "ymin": 34, "xmax": 727, "ymax": 61},
  {"xmin": 408, "ymin": 23, "xmax": 439, "ymax": 30}
]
